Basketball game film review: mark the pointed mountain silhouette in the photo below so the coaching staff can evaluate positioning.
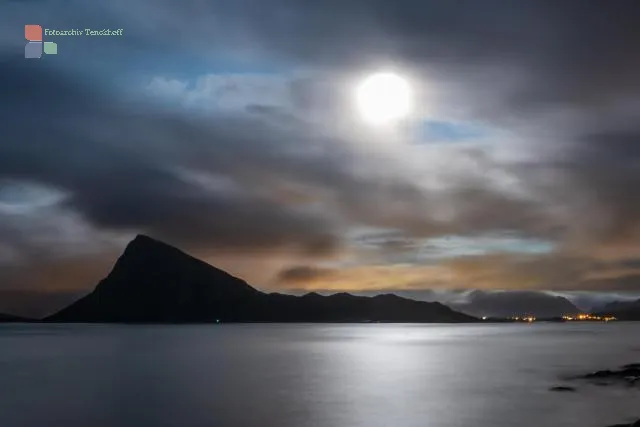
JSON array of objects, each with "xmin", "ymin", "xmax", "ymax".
[{"xmin": 48, "ymin": 235, "xmax": 476, "ymax": 323}]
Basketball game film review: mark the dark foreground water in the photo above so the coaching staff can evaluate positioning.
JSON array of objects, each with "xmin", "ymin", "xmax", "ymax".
[{"xmin": 1, "ymin": 323, "xmax": 639, "ymax": 427}]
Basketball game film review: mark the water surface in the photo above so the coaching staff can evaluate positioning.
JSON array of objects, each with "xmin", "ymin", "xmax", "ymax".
[{"xmin": 1, "ymin": 323, "xmax": 639, "ymax": 427}]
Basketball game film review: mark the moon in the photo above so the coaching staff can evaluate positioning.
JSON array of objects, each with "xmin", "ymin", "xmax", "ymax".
[{"xmin": 355, "ymin": 72, "xmax": 412, "ymax": 125}]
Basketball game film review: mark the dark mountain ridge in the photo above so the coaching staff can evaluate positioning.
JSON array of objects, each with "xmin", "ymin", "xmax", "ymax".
[
  {"xmin": 48, "ymin": 235, "xmax": 476, "ymax": 323},
  {"xmin": 449, "ymin": 290, "xmax": 582, "ymax": 318},
  {"xmin": 596, "ymin": 298, "xmax": 640, "ymax": 320},
  {"xmin": 0, "ymin": 313, "xmax": 29, "ymax": 322}
]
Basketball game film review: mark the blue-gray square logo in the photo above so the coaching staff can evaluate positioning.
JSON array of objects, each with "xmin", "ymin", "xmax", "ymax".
[{"xmin": 25, "ymin": 41, "xmax": 42, "ymax": 59}]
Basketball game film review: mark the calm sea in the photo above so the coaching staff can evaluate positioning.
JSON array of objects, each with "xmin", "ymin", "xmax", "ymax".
[{"xmin": 1, "ymin": 323, "xmax": 639, "ymax": 427}]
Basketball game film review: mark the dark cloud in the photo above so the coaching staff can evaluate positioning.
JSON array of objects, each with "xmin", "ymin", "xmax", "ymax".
[
  {"xmin": 1, "ymin": 58, "xmax": 554, "ymax": 266},
  {"xmin": 10, "ymin": 0, "xmax": 631, "ymax": 117},
  {"xmin": 616, "ymin": 259, "xmax": 640, "ymax": 270},
  {"xmin": 276, "ymin": 266, "xmax": 337, "ymax": 284},
  {"xmin": 0, "ymin": 60, "xmax": 346, "ymax": 257},
  {"xmin": 129, "ymin": 0, "xmax": 640, "ymax": 112},
  {"xmin": 576, "ymin": 275, "xmax": 640, "ymax": 292},
  {"xmin": 562, "ymin": 129, "xmax": 640, "ymax": 245}
]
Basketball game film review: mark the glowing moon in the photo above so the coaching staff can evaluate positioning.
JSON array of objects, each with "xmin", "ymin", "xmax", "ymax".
[{"xmin": 355, "ymin": 72, "xmax": 412, "ymax": 125}]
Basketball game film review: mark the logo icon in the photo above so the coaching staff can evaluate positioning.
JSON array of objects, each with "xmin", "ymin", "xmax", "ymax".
[{"xmin": 25, "ymin": 25, "xmax": 57, "ymax": 58}]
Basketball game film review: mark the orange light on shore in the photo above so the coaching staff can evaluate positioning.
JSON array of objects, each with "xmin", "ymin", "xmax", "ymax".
[{"xmin": 562, "ymin": 313, "xmax": 616, "ymax": 321}]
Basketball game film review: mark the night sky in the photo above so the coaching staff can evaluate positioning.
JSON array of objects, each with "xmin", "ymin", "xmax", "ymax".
[{"xmin": 2, "ymin": 0, "xmax": 640, "ymax": 315}]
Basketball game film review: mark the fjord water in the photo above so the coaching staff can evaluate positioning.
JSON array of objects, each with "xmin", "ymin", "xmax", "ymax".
[{"xmin": 1, "ymin": 323, "xmax": 639, "ymax": 427}]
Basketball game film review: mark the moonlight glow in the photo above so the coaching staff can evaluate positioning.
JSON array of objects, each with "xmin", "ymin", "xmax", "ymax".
[{"xmin": 355, "ymin": 72, "xmax": 412, "ymax": 125}]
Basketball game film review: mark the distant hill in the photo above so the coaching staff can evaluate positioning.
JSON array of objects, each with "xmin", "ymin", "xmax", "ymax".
[
  {"xmin": 449, "ymin": 290, "xmax": 582, "ymax": 318},
  {"xmin": 0, "ymin": 290, "xmax": 82, "ymax": 319},
  {"xmin": 597, "ymin": 299, "xmax": 640, "ymax": 320},
  {"xmin": 48, "ymin": 235, "xmax": 476, "ymax": 323},
  {"xmin": 0, "ymin": 313, "xmax": 28, "ymax": 322}
]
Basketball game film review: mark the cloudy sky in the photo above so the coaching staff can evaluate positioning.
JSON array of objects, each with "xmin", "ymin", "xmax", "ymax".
[{"xmin": 2, "ymin": 0, "xmax": 640, "ymax": 314}]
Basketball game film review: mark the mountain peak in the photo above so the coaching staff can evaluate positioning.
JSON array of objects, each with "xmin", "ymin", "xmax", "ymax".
[
  {"xmin": 117, "ymin": 235, "xmax": 217, "ymax": 274},
  {"xmin": 47, "ymin": 236, "xmax": 476, "ymax": 324},
  {"xmin": 48, "ymin": 235, "xmax": 260, "ymax": 322},
  {"xmin": 303, "ymin": 292, "xmax": 322, "ymax": 298},
  {"xmin": 124, "ymin": 234, "xmax": 181, "ymax": 255},
  {"xmin": 374, "ymin": 293, "xmax": 404, "ymax": 300},
  {"xmin": 130, "ymin": 233, "xmax": 162, "ymax": 246}
]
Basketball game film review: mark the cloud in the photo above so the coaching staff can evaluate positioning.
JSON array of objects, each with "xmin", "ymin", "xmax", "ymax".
[
  {"xmin": 276, "ymin": 266, "xmax": 337, "ymax": 285},
  {"xmin": 2, "ymin": 0, "xmax": 640, "ymax": 307},
  {"xmin": 148, "ymin": 74, "xmax": 293, "ymax": 111},
  {"xmin": 417, "ymin": 234, "xmax": 554, "ymax": 259},
  {"xmin": 576, "ymin": 274, "xmax": 640, "ymax": 292},
  {"xmin": 102, "ymin": 0, "xmax": 640, "ymax": 115},
  {"xmin": 269, "ymin": 253, "xmax": 638, "ymax": 294},
  {"xmin": 1, "ymin": 59, "xmax": 555, "ymax": 262},
  {"xmin": 0, "ymin": 61, "xmax": 345, "ymax": 258}
]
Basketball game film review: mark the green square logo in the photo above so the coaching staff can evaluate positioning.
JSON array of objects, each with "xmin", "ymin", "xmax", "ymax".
[{"xmin": 43, "ymin": 42, "xmax": 57, "ymax": 54}]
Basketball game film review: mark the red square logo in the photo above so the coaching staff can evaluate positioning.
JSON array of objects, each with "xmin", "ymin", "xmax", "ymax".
[{"xmin": 25, "ymin": 25, "xmax": 42, "ymax": 41}]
